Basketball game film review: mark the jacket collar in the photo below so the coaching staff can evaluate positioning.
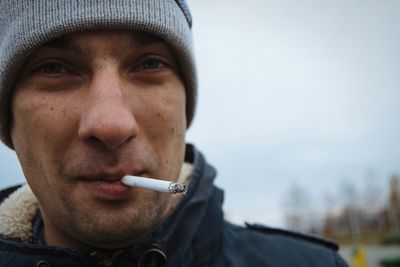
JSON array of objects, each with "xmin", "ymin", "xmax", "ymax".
[
  {"xmin": 0, "ymin": 183, "xmax": 38, "ymax": 243},
  {"xmin": 147, "ymin": 144, "xmax": 224, "ymax": 265}
]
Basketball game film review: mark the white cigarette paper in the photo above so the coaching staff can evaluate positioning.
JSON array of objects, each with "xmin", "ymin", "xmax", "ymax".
[{"xmin": 121, "ymin": 175, "xmax": 188, "ymax": 194}]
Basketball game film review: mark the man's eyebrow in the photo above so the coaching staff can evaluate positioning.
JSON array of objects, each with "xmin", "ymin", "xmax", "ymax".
[
  {"xmin": 41, "ymin": 31, "xmax": 165, "ymax": 53},
  {"xmin": 129, "ymin": 31, "xmax": 165, "ymax": 47},
  {"xmin": 42, "ymin": 37, "xmax": 83, "ymax": 54}
]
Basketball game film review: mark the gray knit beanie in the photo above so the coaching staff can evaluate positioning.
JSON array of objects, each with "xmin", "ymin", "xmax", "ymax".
[{"xmin": 0, "ymin": 0, "xmax": 196, "ymax": 149}]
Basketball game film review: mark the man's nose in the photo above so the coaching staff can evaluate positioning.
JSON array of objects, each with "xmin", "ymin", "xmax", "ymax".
[{"xmin": 78, "ymin": 73, "xmax": 139, "ymax": 150}]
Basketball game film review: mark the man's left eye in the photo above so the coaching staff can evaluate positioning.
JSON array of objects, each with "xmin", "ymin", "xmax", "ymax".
[{"xmin": 136, "ymin": 58, "xmax": 168, "ymax": 71}]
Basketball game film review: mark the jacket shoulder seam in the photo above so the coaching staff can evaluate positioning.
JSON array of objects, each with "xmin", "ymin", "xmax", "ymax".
[{"xmin": 245, "ymin": 223, "xmax": 339, "ymax": 251}]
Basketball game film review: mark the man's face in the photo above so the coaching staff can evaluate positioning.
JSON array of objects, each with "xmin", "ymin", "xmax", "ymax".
[{"xmin": 10, "ymin": 30, "xmax": 187, "ymax": 249}]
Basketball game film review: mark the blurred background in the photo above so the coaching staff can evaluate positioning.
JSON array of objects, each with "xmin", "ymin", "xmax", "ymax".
[
  {"xmin": 185, "ymin": 0, "xmax": 400, "ymax": 266},
  {"xmin": 0, "ymin": 0, "xmax": 399, "ymax": 266}
]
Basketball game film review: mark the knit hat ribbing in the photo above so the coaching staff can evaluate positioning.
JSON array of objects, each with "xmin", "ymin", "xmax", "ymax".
[{"xmin": 0, "ymin": 0, "xmax": 197, "ymax": 149}]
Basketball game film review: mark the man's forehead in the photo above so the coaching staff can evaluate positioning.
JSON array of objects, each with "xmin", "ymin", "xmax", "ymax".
[{"xmin": 41, "ymin": 31, "xmax": 165, "ymax": 53}]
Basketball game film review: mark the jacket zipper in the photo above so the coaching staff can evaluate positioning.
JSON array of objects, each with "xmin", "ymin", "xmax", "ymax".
[{"xmin": 90, "ymin": 250, "xmax": 123, "ymax": 267}]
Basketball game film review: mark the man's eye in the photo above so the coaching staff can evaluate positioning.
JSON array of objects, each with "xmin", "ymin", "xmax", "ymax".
[
  {"xmin": 36, "ymin": 63, "xmax": 70, "ymax": 75},
  {"xmin": 136, "ymin": 58, "xmax": 167, "ymax": 71}
]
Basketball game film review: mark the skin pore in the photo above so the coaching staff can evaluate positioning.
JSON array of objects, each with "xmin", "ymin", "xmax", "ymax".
[{"xmin": 10, "ymin": 30, "xmax": 187, "ymax": 249}]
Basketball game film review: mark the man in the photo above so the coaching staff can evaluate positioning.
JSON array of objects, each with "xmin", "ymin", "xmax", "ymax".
[{"xmin": 0, "ymin": 0, "xmax": 349, "ymax": 266}]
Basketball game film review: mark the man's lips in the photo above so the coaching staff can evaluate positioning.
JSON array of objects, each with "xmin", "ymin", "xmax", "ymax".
[
  {"xmin": 78, "ymin": 170, "xmax": 145, "ymax": 182},
  {"xmin": 79, "ymin": 175, "xmax": 124, "ymax": 182},
  {"xmin": 78, "ymin": 172, "xmax": 145, "ymax": 201}
]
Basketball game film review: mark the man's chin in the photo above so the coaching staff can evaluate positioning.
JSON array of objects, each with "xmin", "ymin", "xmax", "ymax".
[{"xmin": 64, "ymin": 199, "xmax": 165, "ymax": 248}]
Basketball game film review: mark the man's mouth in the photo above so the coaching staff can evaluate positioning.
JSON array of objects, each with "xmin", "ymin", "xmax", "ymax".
[
  {"xmin": 78, "ymin": 172, "xmax": 144, "ymax": 201},
  {"xmin": 80, "ymin": 174, "xmax": 124, "ymax": 182}
]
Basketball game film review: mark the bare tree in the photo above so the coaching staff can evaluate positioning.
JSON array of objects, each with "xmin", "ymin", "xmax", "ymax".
[
  {"xmin": 363, "ymin": 170, "xmax": 383, "ymax": 215},
  {"xmin": 283, "ymin": 182, "xmax": 312, "ymax": 232},
  {"xmin": 388, "ymin": 175, "xmax": 400, "ymax": 233},
  {"xmin": 340, "ymin": 180, "xmax": 361, "ymax": 240}
]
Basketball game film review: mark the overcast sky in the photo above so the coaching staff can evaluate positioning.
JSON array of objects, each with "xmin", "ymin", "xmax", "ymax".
[
  {"xmin": 0, "ymin": 0, "xmax": 399, "ymax": 227},
  {"xmin": 186, "ymin": 0, "xmax": 400, "ymax": 226}
]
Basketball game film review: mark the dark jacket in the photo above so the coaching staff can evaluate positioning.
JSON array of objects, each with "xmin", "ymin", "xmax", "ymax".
[{"xmin": 0, "ymin": 144, "xmax": 349, "ymax": 267}]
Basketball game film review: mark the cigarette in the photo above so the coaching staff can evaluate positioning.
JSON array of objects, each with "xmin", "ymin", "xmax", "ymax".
[{"xmin": 121, "ymin": 175, "xmax": 188, "ymax": 194}]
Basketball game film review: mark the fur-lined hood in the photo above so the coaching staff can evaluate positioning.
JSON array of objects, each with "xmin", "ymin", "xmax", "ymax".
[{"xmin": 0, "ymin": 185, "xmax": 38, "ymax": 243}]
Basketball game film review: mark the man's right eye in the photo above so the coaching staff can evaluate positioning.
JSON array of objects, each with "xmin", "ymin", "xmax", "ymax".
[
  {"xmin": 41, "ymin": 63, "xmax": 63, "ymax": 74},
  {"xmin": 36, "ymin": 62, "xmax": 69, "ymax": 76},
  {"xmin": 29, "ymin": 61, "xmax": 79, "ymax": 78}
]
